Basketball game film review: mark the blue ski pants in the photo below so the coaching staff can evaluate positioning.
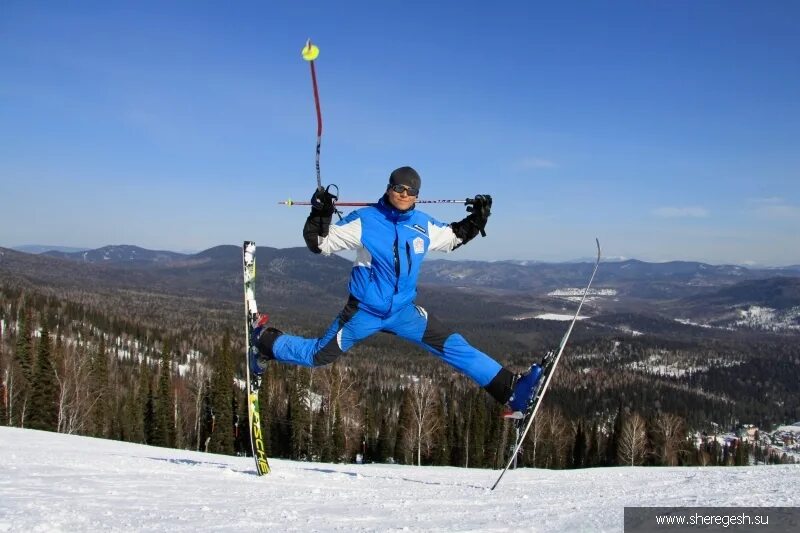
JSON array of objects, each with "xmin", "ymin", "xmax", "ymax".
[{"xmin": 272, "ymin": 296, "xmax": 503, "ymax": 387}]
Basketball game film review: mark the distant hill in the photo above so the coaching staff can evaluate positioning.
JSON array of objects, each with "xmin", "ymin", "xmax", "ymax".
[
  {"xmin": 0, "ymin": 244, "xmax": 352, "ymax": 319},
  {"xmin": 695, "ymin": 277, "xmax": 800, "ymax": 310},
  {"xmin": 42, "ymin": 245, "xmax": 188, "ymax": 265},
  {"xmin": 657, "ymin": 277, "xmax": 800, "ymax": 332},
  {"xmin": 422, "ymin": 258, "xmax": 797, "ymax": 298},
  {"xmin": 12, "ymin": 245, "xmax": 90, "ymax": 254}
]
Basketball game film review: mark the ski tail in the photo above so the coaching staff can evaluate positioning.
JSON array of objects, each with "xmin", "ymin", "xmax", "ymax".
[
  {"xmin": 491, "ymin": 238, "xmax": 601, "ymax": 490},
  {"xmin": 243, "ymin": 241, "xmax": 271, "ymax": 476}
]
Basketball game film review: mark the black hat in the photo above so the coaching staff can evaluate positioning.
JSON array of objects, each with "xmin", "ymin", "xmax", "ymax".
[{"xmin": 389, "ymin": 166, "xmax": 421, "ymax": 192}]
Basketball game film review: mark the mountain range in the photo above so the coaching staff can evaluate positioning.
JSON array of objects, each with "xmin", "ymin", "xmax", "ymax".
[{"xmin": 1, "ymin": 244, "xmax": 799, "ymax": 335}]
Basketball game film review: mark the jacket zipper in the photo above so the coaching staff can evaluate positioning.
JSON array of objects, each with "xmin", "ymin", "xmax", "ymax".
[{"xmin": 393, "ymin": 232, "xmax": 400, "ymax": 294}]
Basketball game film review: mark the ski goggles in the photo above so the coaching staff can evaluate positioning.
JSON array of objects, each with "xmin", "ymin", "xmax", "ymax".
[{"xmin": 389, "ymin": 183, "xmax": 419, "ymax": 196}]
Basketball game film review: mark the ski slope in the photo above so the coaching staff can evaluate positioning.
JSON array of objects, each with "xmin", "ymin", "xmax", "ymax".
[{"xmin": 1, "ymin": 427, "xmax": 797, "ymax": 532}]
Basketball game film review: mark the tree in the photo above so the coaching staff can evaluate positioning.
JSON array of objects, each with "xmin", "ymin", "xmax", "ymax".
[
  {"xmin": 733, "ymin": 439, "xmax": 749, "ymax": 466},
  {"xmin": 261, "ymin": 367, "xmax": 281, "ymax": 458},
  {"xmin": 208, "ymin": 333, "xmax": 234, "ymax": 455},
  {"xmin": 0, "ymin": 303, "xmax": 8, "ymax": 426},
  {"xmin": 395, "ymin": 387, "xmax": 415, "ymax": 464},
  {"xmin": 653, "ymin": 413, "xmax": 685, "ymax": 466},
  {"xmin": 140, "ymin": 357, "xmax": 155, "ymax": 444},
  {"xmin": 55, "ymin": 335, "xmax": 95, "ymax": 434},
  {"xmin": 605, "ymin": 406, "xmax": 624, "ymax": 466},
  {"xmin": 585, "ymin": 422, "xmax": 602, "ymax": 468},
  {"xmin": 524, "ymin": 408, "xmax": 547, "ymax": 468},
  {"xmin": 466, "ymin": 394, "xmax": 488, "ymax": 468},
  {"xmin": 91, "ymin": 334, "xmax": 110, "ymax": 438},
  {"xmin": 11, "ymin": 305, "xmax": 34, "ymax": 426},
  {"xmin": 288, "ymin": 367, "xmax": 311, "ymax": 460},
  {"xmin": 571, "ymin": 421, "xmax": 586, "ymax": 469},
  {"xmin": 152, "ymin": 341, "xmax": 175, "ymax": 447},
  {"xmin": 376, "ymin": 410, "xmax": 395, "ymax": 463},
  {"xmin": 28, "ymin": 319, "xmax": 58, "ymax": 431},
  {"xmin": 537, "ymin": 408, "xmax": 572, "ymax": 469},
  {"xmin": 360, "ymin": 397, "xmax": 378, "ymax": 463},
  {"xmin": 618, "ymin": 412, "xmax": 648, "ymax": 466},
  {"xmin": 332, "ymin": 405, "xmax": 346, "ymax": 462},
  {"xmin": 312, "ymin": 404, "xmax": 331, "ymax": 461},
  {"xmin": 402, "ymin": 379, "xmax": 442, "ymax": 466},
  {"xmin": 431, "ymin": 394, "xmax": 450, "ymax": 466}
]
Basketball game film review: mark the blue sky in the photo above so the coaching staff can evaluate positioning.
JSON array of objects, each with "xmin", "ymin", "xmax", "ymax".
[{"xmin": 1, "ymin": 1, "xmax": 798, "ymax": 265}]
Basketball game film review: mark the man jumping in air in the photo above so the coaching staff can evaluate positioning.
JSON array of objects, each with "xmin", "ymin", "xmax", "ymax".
[{"xmin": 249, "ymin": 166, "xmax": 541, "ymax": 416}]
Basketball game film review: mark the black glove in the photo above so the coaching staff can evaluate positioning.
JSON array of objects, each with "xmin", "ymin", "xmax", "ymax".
[
  {"xmin": 467, "ymin": 194, "xmax": 492, "ymax": 221},
  {"xmin": 304, "ymin": 186, "xmax": 337, "ymax": 254},
  {"xmin": 466, "ymin": 194, "xmax": 492, "ymax": 237},
  {"xmin": 310, "ymin": 186, "xmax": 337, "ymax": 216},
  {"xmin": 451, "ymin": 194, "xmax": 493, "ymax": 245}
]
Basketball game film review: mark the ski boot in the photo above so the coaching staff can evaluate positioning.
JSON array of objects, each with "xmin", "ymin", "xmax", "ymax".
[
  {"xmin": 503, "ymin": 363, "xmax": 543, "ymax": 419},
  {"xmin": 249, "ymin": 314, "xmax": 282, "ymax": 377}
]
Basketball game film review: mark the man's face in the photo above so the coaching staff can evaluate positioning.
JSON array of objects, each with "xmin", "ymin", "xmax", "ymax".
[{"xmin": 387, "ymin": 184, "xmax": 418, "ymax": 211}]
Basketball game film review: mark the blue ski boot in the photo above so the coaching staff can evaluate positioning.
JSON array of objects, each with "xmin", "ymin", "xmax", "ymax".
[
  {"xmin": 249, "ymin": 314, "xmax": 282, "ymax": 377},
  {"xmin": 504, "ymin": 364, "xmax": 543, "ymax": 418}
]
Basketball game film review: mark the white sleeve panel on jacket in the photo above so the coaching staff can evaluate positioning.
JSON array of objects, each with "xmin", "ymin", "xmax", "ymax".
[
  {"xmin": 427, "ymin": 220, "xmax": 462, "ymax": 252},
  {"xmin": 319, "ymin": 217, "xmax": 363, "ymax": 255}
]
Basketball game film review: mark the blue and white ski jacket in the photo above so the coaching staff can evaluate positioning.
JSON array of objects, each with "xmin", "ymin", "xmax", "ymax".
[{"xmin": 315, "ymin": 196, "xmax": 463, "ymax": 317}]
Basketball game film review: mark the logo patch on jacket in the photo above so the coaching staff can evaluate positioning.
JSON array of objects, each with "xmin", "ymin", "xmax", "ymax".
[{"xmin": 413, "ymin": 237, "xmax": 425, "ymax": 254}]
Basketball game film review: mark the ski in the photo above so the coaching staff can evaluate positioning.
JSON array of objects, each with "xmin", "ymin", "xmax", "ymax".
[
  {"xmin": 242, "ymin": 241, "xmax": 270, "ymax": 476},
  {"xmin": 491, "ymin": 238, "xmax": 601, "ymax": 490}
]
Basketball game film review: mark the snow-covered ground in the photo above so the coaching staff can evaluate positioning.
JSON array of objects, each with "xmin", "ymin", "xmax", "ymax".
[
  {"xmin": 735, "ymin": 306, "xmax": 800, "ymax": 332},
  {"xmin": 626, "ymin": 353, "xmax": 743, "ymax": 378},
  {"xmin": 536, "ymin": 313, "xmax": 587, "ymax": 321},
  {"xmin": 1, "ymin": 428, "xmax": 798, "ymax": 532},
  {"xmin": 676, "ymin": 306, "xmax": 800, "ymax": 333},
  {"xmin": 547, "ymin": 288, "xmax": 616, "ymax": 304}
]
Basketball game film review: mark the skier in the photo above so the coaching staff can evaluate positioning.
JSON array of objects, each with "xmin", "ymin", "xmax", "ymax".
[{"xmin": 249, "ymin": 166, "xmax": 541, "ymax": 415}]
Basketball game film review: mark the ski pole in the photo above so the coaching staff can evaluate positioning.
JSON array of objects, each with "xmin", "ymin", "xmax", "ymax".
[
  {"xmin": 302, "ymin": 39, "xmax": 323, "ymax": 190},
  {"xmin": 279, "ymin": 199, "xmax": 472, "ymax": 207}
]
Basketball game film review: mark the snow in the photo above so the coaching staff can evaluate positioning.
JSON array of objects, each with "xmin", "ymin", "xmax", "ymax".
[
  {"xmin": 735, "ymin": 306, "xmax": 800, "ymax": 332},
  {"xmin": 547, "ymin": 288, "xmax": 615, "ymax": 304},
  {"xmin": 547, "ymin": 288, "xmax": 616, "ymax": 297},
  {"xmin": 616, "ymin": 326, "xmax": 644, "ymax": 337},
  {"xmin": 626, "ymin": 353, "xmax": 743, "ymax": 379},
  {"xmin": 675, "ymin": 318, "xmax": 715, "ymax": 329},
  {"xmin": 1, "ymin": 427, "xmax": 798, "ymax": 532},
  {"xmin": 533, "ymin": 313, "xmax": 589, "ymax": 321},
  {"xmin": 776, "ymin": 424, "xmax": 800, "ymax": 434},
  {"xmin": 509, "ymin": 313, "xmax": 589, "ymax": 322}
]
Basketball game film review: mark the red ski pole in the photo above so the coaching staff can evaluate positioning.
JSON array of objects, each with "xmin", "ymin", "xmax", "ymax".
[
  {"xmin": 279, "ymin": 199, "xmax": 471, "ymax": 207},
  {"xmin": 302, "ymin": 39, "xmax": 323, "ymax": 190}
]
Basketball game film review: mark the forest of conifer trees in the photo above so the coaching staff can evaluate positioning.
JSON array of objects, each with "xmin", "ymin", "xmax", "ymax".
[{"xmin": 1, "ymin": 285, "xmax": 797, "ymax": 470}]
